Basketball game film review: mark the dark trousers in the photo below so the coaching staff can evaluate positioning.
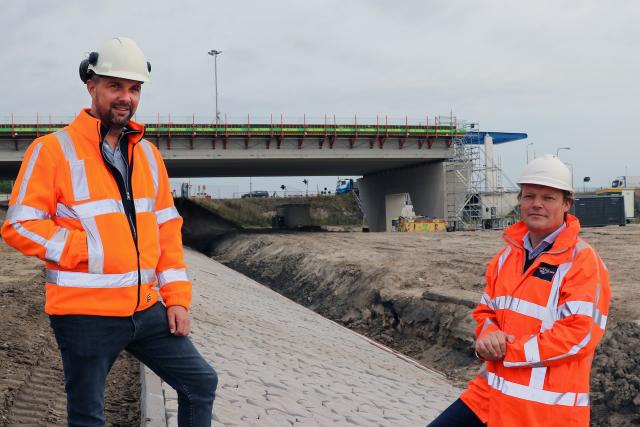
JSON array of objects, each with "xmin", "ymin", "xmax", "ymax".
[
  {"xmin": 427, "ymin": 398, "xmax": 486, "ymax": 427},
  {"xmin": 50, "ymin": 302, "xmax": 218, "ymax": 427}
]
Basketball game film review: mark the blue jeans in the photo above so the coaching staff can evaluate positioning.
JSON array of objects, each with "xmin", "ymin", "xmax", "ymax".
[
  {"xmin": 427, "ymin": 398, "xmax": 486, "ymax": 427},
  {"xmin": 50, "ymin": 302, "xmax": 218, "ymax": 427}
]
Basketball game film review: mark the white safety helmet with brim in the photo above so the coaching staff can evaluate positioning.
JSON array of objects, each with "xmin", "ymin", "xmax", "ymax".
[
  {"xmin": 517, "ymin": 154, "xmax": 574, "ymax": 193},
  {"xmin": 79, "ymin": 37, "xmax": 151, "ymax": 83}
]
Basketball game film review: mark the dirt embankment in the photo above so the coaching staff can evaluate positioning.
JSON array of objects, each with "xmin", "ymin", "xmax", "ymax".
[
  {"xmin": 0, "ymin": 207, "xmax": 140, "ymax": 426},
  {"xmin": 194, "ymin": 193, "xmax": 363, "ymax": 228},
  {"xmin": 211, "ymin": 226, "xmax": 640, "ymax": 427}
]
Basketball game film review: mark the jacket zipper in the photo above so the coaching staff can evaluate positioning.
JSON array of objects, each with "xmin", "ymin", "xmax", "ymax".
[
  {"xmin": 128, "ymin": 141, "xmax": 142, "ymax": 313},
  {"xmin": 98, "ymin": 126, "xmax": 143, "ymax": 314}
]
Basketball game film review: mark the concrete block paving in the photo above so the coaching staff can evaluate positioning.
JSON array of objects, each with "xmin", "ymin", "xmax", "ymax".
[{"xmin": 153, "ymin": 249, "xmax": 459, "ymax": 426}]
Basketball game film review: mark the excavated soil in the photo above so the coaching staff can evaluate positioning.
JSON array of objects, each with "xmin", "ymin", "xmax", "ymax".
[
  {"xmin": 0, "ymin": 208, "xmax": 140, "ymax": 427},
  {"xmin": 211, "ymin": 225, "xmax": 640, "ymax": 427}
]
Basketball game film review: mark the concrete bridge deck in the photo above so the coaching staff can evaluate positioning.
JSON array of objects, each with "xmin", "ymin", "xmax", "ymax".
[
  {"xmin": 0, "ymin": 119, "xmax": 460, "ymax": 178},
  {"xmin": 141, "ymin": 248, "xmax": 460, "ymax": 426}
]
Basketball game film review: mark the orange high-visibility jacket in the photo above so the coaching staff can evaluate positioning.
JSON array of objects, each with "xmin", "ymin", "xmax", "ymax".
[
  {"xmin": 461, "ymin": 215, "xmax": 610, "ymax": 427},
  {"xmin": 1, "ymin": 109, "xmax": 191, "ymax": 316}
]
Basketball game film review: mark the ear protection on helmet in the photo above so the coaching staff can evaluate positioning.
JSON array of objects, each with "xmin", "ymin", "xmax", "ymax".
[
  {"xmin": 79, "ymin": 51, "xmax": 99, "ymax": 83},
  {"xmin": 79, "ymin": 51, "xmax": 151, "ymax": 83}
]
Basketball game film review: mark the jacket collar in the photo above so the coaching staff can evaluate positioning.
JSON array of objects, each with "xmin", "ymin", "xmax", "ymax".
[
  {"xmin": 69, "ymin": 109, "xmax": 145, "ymax": 148},
  {"xmin": 502, "ymin": 214, "xmax": 581, "ymax": 255}
]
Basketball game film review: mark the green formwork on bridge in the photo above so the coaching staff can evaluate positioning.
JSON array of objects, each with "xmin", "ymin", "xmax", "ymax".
[{"xmin": 0, "ymin": 123, "xmax": 466, "ymax": 138}]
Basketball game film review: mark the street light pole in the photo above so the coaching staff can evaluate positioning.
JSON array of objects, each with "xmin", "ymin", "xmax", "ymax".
[
  {"xmin": 526, "ymin": 142, "xmax": 534, "ymax": 164},
  {"xmin": 556, "ymin": 146, "xmax": 571, "ymax": 158},
  {"xmin": 207, "ymin": 49, "xmax": 222, "ymax": 124}
]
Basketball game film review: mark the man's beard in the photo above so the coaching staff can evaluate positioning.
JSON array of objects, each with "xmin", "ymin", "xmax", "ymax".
[
  {"xmin": 107, "ymin": 105, "xmax": 133, "ymax": 127},
  {"xmin": 96, "ymin": 101, "xmax": 133, "ymax": 129}
]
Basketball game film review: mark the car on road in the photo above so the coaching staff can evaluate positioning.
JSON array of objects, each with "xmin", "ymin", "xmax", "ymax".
[{"xmin": 241, "ymin": 190, "xmax": 269, "ymax": 198}]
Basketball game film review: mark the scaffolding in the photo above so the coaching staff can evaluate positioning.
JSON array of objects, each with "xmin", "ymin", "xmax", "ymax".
[{"xmin": 445, "ymin": 127, "xmax": 518, "ymax": 231}]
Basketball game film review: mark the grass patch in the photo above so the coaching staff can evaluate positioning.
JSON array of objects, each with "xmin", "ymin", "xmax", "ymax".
[{"xmin": 196, "ymin": 194, "xmax": 363, "ymax": 228}]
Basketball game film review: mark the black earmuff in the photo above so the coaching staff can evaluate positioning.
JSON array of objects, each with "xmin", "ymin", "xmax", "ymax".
[
  {"xmin": 79, "ymin": 50, "xmax": 151, "ymax": 83},
  {"xmin": 79, "ymin": 51, "xmax": 99, "ymax": 84},
  {"xmin": 88, "ymin": 51, "xmax": 99, "ymax": 66}
]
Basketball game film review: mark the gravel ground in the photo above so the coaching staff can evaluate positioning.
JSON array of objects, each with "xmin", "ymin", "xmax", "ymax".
[{"xmin": 0, "ymin": 208, "xmax": 140, "ymax": 426}]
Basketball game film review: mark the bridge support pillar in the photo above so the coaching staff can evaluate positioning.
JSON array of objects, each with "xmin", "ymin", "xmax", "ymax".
[{"xmin": 357, "ymin": 162, "xmax": 446, "ymax": 232}]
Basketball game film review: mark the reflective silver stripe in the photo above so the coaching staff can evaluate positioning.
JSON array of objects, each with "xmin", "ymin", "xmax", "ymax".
[
  {"xmin": 155, "ymin": 206, "xmax": 180, "ymax": 225},
  {"xmin": 497, "ymin": 246, "xmax": 511, "ymax": 274},
  {"xmin": 557, "ymin": 300, "xmax": 607, "ymax": 330},
  {"xmin": 594, "ymin": 310, "xmax": 607, "ymax": 330},
  {"xmin": 576, "ymin": 393, "xmax": 590, "ymax": 407},
  {"xmin": 530, "ymin": 366, "xmax": 547, "ymax": 389},
  {"xmin": 7, "ymin": 204, "xmax": 50, "ymax": 223},
  {"xmin": 77, "ymin": 199, "xmax": 124, "ymax": 219},
  {"xmin": 83, "ymin": 217, "xmax": 104, "ymax": 274},
  {"xmin": 158, "ymin": 268, "xmax": 189, "ymax": 287},
  {"xmin": 488, "ymin": 296, "xmax": 605, "ymax": 329},
  {"xmin": 573, "ymin": 240, "xmax": 590, "ymax": 258},
  {"xmin": 513, "ymin": 337, "xmax": 546, "ymax": 383},
  {"xmin": 45, "ymin": 228, "xmax": 68, "ymax": 263},
  {"xmin": 69, "ymin": 160, "xmax": 90, "ymax": 201},
  {"xmin": 492, "ymin": 296, "xmax": 555, "ymax": 328},
  {"xmin": 46, "ymin": 268, "xmax": 156, "ymax": 288},
  {"xmin": 599, "ymin": 255, "xmax": 608, "ymax": 272},
  {"xmin": 545, "ymin": 331, "xmax": 592, "ymax": 364},
  {"xmin": 17, "ymin": 142, "xmax": 43, "ymax": 205},
  {"xmin": 56, "ymin": 198, "xmax": 157, "ymax": 220},
  {"xmin": 140, "ymin": 140, "xmax": 158, "ymax": 196},
  {"xmin": 55, "ymin": 203, "xmax": 77, "ymax": 219},
  {"xmin": 524, "ymin": 335, "xmax": 541, "ymax": 364},
  {"xmin": 12, "ymin": 222, "xmax": 48, "ymax": 246},
  {"xmin": 480, "ymin": 292, "xmax": 493, "ymax": 309},
  {"xmin": 11, "ymin": 222, "xmax": 70, "ymax": 266},
  {"xmin": 506, "ymin": 330, "xmax": 593, "ymax": 368},
  {"xmin": 55, "ymin": 130, "xmax": 90, "ymax": 201},
  {"xmin": 55, "ymin": 129, "xmax": 79, "ymax": 161},
  {"xmin": 547, "ymin": 261, "xmax": 572, "ymax": 308},
  {"xmin": 557, "ymin": 300, "xmax": 594, "ymax": 318},
  {"xmin": 135, "ymin": 197, "xmax": 155, "ymax": 213},
  {"xmin": 483, "ymin": 370, "xmax": 584, "ymax": 407}
]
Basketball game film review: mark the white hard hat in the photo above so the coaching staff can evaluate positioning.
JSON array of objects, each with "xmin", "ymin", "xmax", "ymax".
[
  {"xmin": 86, "ymin": 37, "xmax": 151, "ymax": 82},
  {"xmin": 517, "ymin": 154, "xmax": 573, "ymax": 193}
]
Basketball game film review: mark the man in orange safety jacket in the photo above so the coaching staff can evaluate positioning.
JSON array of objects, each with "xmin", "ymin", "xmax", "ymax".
[
  {"xmin": 428, "ymin": 155, "xmax": 610, "ymax": 427},
  {"xmin": 1, "ymin": 37, "xmax": 217, "ymax": 426}
]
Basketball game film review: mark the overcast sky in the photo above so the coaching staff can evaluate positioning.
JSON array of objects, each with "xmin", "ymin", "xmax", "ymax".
[{"xmin": 1, "ymin": 0, "xmax": 638, "ymax": 195}]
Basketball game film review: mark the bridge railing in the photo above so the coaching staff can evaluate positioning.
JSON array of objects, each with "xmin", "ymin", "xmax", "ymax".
[
  {"xmin": 0, "ymin": 113, "xmax": 461, "ymax": 127},
  {"xmin": 0, "ymin": 115, "xmax": 466, "ymax": 137}
]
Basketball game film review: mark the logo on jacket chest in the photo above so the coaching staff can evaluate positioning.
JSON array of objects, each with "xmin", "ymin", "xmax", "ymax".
[{"xmin": 532, "ymin": 262, "xmax": 558, "ymax": 282}]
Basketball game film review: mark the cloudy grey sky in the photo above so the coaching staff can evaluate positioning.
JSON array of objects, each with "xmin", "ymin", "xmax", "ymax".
[{"xmin": 1, "ymin": 0, "xmax": 638, "ymax": 195}]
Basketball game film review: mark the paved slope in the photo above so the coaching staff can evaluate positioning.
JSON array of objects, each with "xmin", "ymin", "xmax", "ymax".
[{"xmin": 171, "ymin": 249, "xmax": 460, "ymax": 426}]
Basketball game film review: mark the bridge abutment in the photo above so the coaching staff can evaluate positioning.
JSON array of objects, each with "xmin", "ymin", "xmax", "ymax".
[{"xmin": 357, "ymin": 162, "xmax": 446, "ymax": 232}]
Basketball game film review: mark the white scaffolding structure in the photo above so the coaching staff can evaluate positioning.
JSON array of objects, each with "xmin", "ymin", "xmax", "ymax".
[{"xmin": 445, "ymin": 127, "xmax": 518, "ymax": 231}]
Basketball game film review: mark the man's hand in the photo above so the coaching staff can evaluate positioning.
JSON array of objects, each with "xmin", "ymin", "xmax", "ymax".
[
  {"xmin": 167, "ymin": 305, "xmax": 190, "ymax": 336},
  {"xmin": 476, "ymin": 331, "xmax": 515, "ymax": 360}
]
